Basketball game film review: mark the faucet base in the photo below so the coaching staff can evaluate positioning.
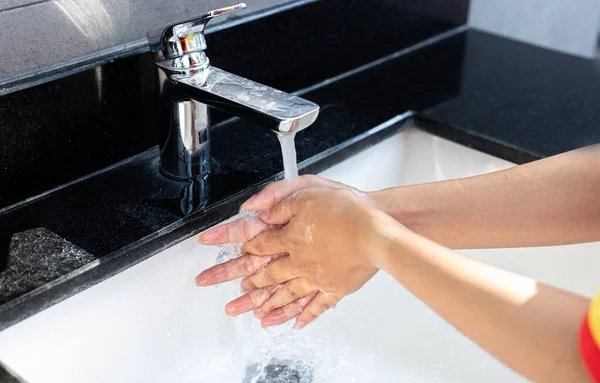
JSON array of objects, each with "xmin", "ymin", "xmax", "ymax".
[{"xmin": 157, "ymin": 90, "xmax": 211, "ymax": 181}]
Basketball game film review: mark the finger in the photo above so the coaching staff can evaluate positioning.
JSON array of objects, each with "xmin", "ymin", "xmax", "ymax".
[
  {"xmin": 242, "ymin": 227, "xmax": 289, "ymax": 256},
  {"xmin": 254, "ymin": 278, "xmax": 315, "ymax": 319},
  {"xmin": 295, "ymin": 291, "xmax": 340, "ymax": 329},
  {"xmin": 241, "ymin": 256, "xmax": 296, "ymax": 291},
  {"xmin": 195, "ymin": 254, "xmax": 272, "ymax": 286},
  {"xmin": 261, "ymin": 291, "xmax": 318, "ymax": 328},
  {"xmin": 224, "ymin": 285, "xmax": 280, "ymax": 316},
  {"xmin": 242, "ymin": 175, "xmax": 319, "ymax": 211},
  {"xmin": 198, "ymin": 215, "xmax": 270, "ymax": 245},
  {"xmin": 259, "ymin": 190, "xmax": 313, "ymax": 225}
]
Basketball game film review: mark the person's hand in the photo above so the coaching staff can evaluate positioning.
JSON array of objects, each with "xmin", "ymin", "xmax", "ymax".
[
  {"xmin": 235, "ymin": 188, "xmax": 402, "ymax": 329},
  {"xmin": 197, "ymin": 175, "xmax": 361, "ymax": 246},
  {"xmin": 196, "ymin": 176, "xmax": 365, "ymax": 319}
]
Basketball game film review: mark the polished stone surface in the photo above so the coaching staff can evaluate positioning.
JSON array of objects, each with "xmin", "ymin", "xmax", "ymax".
[{"xmin": 427, "ymin": 29, "xmax": 600, "ymax": 159}]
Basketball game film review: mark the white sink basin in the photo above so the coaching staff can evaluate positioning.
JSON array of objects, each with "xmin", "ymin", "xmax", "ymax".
[{"xmin": 1, "ymin": 128, "xmax": 598, "ymax": 382}]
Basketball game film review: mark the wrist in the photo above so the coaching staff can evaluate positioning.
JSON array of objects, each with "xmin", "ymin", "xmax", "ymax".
[
  {"xmin": 367, "ymin": 187, "xmax": 432, "ymax": 229},
  {"xmin": 366, "ymin": 209, "xmax": 412, "ymax": 270},
  {"xmin": 365, "ymin": 190, "xmax": 388, "ymax": 213}
]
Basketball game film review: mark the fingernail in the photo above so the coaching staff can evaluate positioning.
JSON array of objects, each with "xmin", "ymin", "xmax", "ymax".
[
  {"xmin": 195, "ymin": 268, "xmax": 223, "ymax": 286},
  {"xmin": 262, "ymin": 313, "xmax": 285, "ymax": 327},
  {"xmin": 225, "ymin": 305, "xmax": 237, "ymax": 316},
  {"xmin": 295, "ymin": 320, "xmax": 308, "ymax": 330},
  {"xmin": 198, "ymin": 231, "xmax": 217, "ymax": 244},
  {"xmin": 261, "ymin": 321, "xmax": 273, "ymax": 328},
  {"xmin": 241, "ymin": 283, "xmax": 252, "ymax": 294}
]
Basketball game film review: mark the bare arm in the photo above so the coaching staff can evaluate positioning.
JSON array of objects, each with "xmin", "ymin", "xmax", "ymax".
[
  {"xmin": 369, "ymin": 145, "xmax": 600, "ymax": 248},
  {"xmin": 379, "ymin": 228, "xmax": 591, "ymax": 382}
]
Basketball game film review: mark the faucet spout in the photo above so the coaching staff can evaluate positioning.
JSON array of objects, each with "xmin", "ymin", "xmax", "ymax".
[{"xmin": 172, "ymin": 66, "xmax": 319, "ymax": 134}]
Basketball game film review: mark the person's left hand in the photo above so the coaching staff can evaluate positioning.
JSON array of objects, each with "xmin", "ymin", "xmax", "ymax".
[
  {"xmin": 195, "ymin": 176, "xmax": 365, "ymax": 322},
  {"xmin": 198, "ymin": 188, "xmax": 402, "ymax": 329}
]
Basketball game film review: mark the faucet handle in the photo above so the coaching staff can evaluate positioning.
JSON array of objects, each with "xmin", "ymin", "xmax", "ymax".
[{"xmin": 147, "ymin": 3, "xmax": 246, "ymax": 63}]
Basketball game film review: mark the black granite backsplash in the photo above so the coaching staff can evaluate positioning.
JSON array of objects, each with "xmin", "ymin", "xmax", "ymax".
[
  {"xmin": 0, "ymin": 54, "xmax": 159, "ymax": 211},
  {"xmin": 0, "ymin": 0, "xmax": 461, "ymax": 211}
]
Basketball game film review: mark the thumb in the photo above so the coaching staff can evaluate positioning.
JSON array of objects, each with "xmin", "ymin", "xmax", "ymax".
[
  {"xmin": 260, "ymin": 190, "xmax": 312, "ymax": 225},
  {"xmin": 242, "ymin": 176, "xmax": 320, "ymax": 211}
]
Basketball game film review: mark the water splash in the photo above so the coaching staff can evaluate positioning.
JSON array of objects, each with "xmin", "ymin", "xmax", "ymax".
[{"xmin": 210, "ymin": 129, "xmax": 305, "ymax": 381}]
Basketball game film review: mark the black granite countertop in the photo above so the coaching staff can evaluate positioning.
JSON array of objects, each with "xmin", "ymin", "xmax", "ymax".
[
  {"xmin": 1, "ymin": 0, "xmax": 600, "ymax": 335},
  {"xmin": 426, "ymin": 29, "xmax": 600, "ymax": 162}
]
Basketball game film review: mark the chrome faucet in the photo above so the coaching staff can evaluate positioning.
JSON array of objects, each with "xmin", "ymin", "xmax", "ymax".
[{"xmin": 146, "ymin": 3, "xmax": 320, "ymax": 181}]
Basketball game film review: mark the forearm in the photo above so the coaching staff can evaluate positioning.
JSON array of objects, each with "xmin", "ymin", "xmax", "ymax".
[
  {"xmin": 376, "ymin": 228, "xmax": 591, "ymax": 382},
  {"xmin": 368, "ymin": 145, "xmax": 600, "ymax": 249}
]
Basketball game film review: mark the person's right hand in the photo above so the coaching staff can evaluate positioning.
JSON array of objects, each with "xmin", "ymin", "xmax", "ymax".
[
  {"xmin": 196, "ymin": 175, "xmax": 363, "ymax": 321},
  {"xmin": 202, "ymin": 188, "xmax": 402, "ymax": 328},
  {"xmin": 197, "ymin": 175, "xmax": 361, "ymax": 246}
]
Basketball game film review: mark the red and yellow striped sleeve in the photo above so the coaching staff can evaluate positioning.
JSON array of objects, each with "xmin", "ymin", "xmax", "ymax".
[{"xmin": 581, "ymin": 290, "xmax": 600, "ymax": 382}]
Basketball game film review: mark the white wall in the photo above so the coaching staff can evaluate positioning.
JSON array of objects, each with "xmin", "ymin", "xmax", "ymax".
[{"xmin": 469, "ymin": 0, "xmax": 600, "ymax": 58}]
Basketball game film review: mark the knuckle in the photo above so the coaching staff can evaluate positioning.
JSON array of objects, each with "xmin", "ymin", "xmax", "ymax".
[
  {"xmin": 267, "ymin": 284, "xmax": 281, "ymax": 294},
  {"xmin": 304, "ymin": 307, "xmax": 320, "ymax": 318},
  {"xmin": 277, "ymin": 235, "xmax": 293, "ymax": 250},
  {"xmin": 261, "ymin": 300, "xmax": 274, "ymax": 312},
  {"xmin": 284, "ymin": 283, "xmax": 299, "ymax": 300},
  {"xmin": 263, "ymin": 182, "xmax": 278, "ymax": 194},
  {"xmin": 318, "ymin": 295, "xmax": 335, "ymax": 311},
  {"xmin": 241, "ymin": 220, "xmax": 252, "ymax": 240},
  {"xmin": 224, "ymin": 224, "xmax": 233, "ymax": 241},
  {"xmin": 249, "ymin": 288, "xmax": 265, "ymax": 305},
  {"xmin": 243, "ymin": 278, "xmax": 256, "ymax": 291},
  {"xmin": 263, "ymin": 269, "xmax": 278, "ymax": 285},
  {"xmin": 318, "ymin": 300, "xmax": 332, "ymax": 311},
  {"xmin": 252, "ymin": 237, "xmax": 265, "ymax": 254},
  {"xmin": 243, "ymin": 256, "xmax": 258, "ymax": 273},
  {"xmin": 283, "ymin": 304, "xmax": 302, "ymax": 318}
]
